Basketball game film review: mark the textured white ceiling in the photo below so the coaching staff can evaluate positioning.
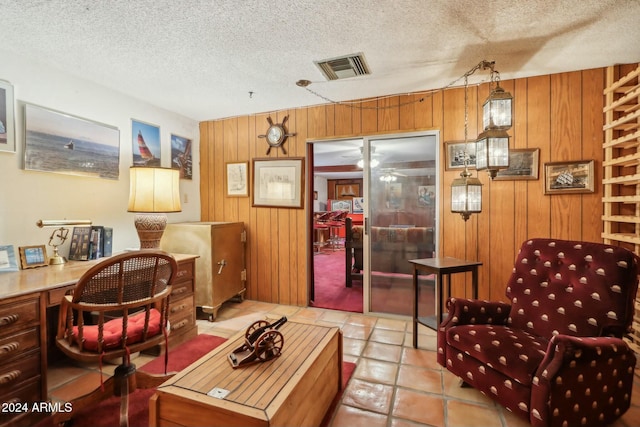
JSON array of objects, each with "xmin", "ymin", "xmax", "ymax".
[{"xmin": 1, "ymin": 0, "xmax": 639, "ymax": 122}]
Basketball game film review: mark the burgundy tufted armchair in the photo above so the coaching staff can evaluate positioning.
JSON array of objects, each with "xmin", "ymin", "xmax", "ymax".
[{"xmin": 437, "ymin": 238, "xmax": 638, "ymax": 427}]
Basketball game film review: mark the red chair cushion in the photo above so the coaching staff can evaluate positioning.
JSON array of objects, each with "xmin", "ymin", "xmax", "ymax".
[
  {"xmin": 73, "ymin": 308, "xmax": 162, "ymax": 352},
  {"xmin": 446, "ymin": 324, "xmax": 549, "ymax": 386}
]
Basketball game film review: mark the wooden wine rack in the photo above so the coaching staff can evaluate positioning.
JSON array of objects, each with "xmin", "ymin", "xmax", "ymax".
[{"xmin": 602, "ymin": 64, "xmax": 640, "ymax": 357}]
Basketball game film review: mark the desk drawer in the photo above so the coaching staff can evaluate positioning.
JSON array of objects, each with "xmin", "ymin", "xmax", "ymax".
[
  {"xmin": 0, "ymin": 328, "xmax": 40, "ymax": 363},
  {"xmin": 47, "ymin": 285, "xmax": 75, "ymax": 307},
  {"xmin": 0, "ymin": 350, "xmax": 40, "ymax": 396},
  {"xmin": 170, "ymin": 280, "xmax": 193, "ymax": 299},
  {"xmin": 169, "ymin": 295, "xmax": 194, "ymax": 321},
  {"xmin": 169, "ymin": 309, "xmax": 195, "ymax": 335},
  {"xmin": 0, "ymin": 298, "xmax": 40, "ymax": 335},
  {"xmin": 0, "ymin": 376, "xmax": 42, "ymax": 426},
  {"xmin": 175, "ymin": 261, "xmax": 194, "ymax": 282}
]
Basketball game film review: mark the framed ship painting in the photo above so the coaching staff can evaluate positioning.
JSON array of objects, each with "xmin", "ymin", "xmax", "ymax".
[
  {"xmin": 544, "ymin": 160, "xmax": 595, "ymax": 194},
  {"xmin": 24, "ymin": 103, "xmax": 120, "ymax": 179}
]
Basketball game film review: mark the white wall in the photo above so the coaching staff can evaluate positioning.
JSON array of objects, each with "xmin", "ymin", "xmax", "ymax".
[{"xmin": 0, "ymin": 50, "xmax": 200, "ymax": 256}]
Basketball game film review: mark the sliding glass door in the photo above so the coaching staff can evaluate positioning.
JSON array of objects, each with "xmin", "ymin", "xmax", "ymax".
[
  {"xmin": 310, "ymin": 131, "xmax": 438, "ymax": 317},
  {"xmin": 365, "ymin": 132, "xmax": 438, "ymax": 316}
]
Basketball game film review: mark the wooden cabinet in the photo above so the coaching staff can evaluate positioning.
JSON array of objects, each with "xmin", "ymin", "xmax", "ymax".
[
  {"xmin": 161, "ymin": 222, "xmax": 246, "ymax": 321},
  {"xmin": 0, "ymin": 294, "xmax": 43, "ymax": 427}
]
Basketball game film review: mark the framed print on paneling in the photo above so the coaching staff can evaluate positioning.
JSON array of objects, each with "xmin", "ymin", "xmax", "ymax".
[
  {"xmin": 544, "ymin": 160, "xmax": 595, "ymax": 194},
  {"xmin": 226, "ymin": 161, "xmax": 249, "ymax": 197},
  {"xmin": 252, "ymin": 158, "xmax": 304, "ymax": 208},
  {"xmin": 445, "ymin": 140, "xmax": 476, "ymax": 170},
  {"xmin": 494, "ymin": 148, "xmax": 540, "ymax": 180}
]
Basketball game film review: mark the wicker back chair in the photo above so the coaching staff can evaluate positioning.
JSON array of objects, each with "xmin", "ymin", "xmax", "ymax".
[{"xmin": 55, "ymin": 250, "xmax": 177, "ymax": 427}]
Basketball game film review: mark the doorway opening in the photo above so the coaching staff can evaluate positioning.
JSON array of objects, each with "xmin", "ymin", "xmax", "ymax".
[{"xmin": 309, "ymin": 131, "xmax": 439, "ymax": 317}]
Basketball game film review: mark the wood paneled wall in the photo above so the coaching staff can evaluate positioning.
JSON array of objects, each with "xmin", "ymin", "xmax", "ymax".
[{"xmin": 200, "ymin": 67, "xmax": 607, "ymax": 306}]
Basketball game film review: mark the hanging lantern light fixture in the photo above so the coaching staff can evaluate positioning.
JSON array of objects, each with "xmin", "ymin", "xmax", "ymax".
[
  {"xmin": 451, "ymin": 72, "xmax": 483, "ymax": 221},
  {"xmin": 476, "ymin": 61, "xmax": 513, "ymax": 179}
]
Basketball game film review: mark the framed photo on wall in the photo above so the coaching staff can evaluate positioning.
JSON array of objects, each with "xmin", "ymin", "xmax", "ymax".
[
  {"xmin": 544, "ymin": 160, "xmax": 595, "ymax": 194},
  {"xmin": 0, "ymin": 80, "xmax": 15, "ymax": 153},
  {"xmin": 171, "ymin": 133, "xmax": 192, "ymax": 179},
  {"xmin": 18, "ymin": 245, "xmax": 48, "ymax": 269},
  {"xmin": 226, "ymin": 161, "xmax": 249, "ymax": 197},
  {"xmin": 252, "ymin": 158, "xmax": 304, "ymax": 208},
  {"xmin": 331, "ymin": 199, "xmax": 352, "ymax": 212},
  {"xmin": 494, "ymin": 148, "xmax": 540, "ymax": 181},
  {"xmin": 24, "ymin": 103, "xmax": 120, "ymax": 179},
  {"xmin": 132, "ymin": 119, "xmax": 161, "ymax": 167},
  {"xmin": 445, "ymin": 140, "xmax": 476, "ymax": 170}
]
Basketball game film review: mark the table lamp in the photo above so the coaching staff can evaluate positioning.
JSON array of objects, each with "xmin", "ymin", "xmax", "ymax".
[{"xmin": 127, "ymin": 166, "xmax": 182, "ymax": 249}]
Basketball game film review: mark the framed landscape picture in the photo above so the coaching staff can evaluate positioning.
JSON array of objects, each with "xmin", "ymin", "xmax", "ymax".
[{"xmin": 24, "ymin": 103, "xmax": 120, "ymax": 179}]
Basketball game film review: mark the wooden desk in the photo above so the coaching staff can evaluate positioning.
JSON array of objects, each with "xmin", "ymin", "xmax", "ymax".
[
  {"xmin": 150, "ymin": 321, "xmax": 342, "ymax": 427},
  {"xmin": 409, "ymin": 257, "xmax": 481, "ymax": 348},
  {"xmin": 0, "ymin": 253, "xmax": 198, "ymax": 427}
]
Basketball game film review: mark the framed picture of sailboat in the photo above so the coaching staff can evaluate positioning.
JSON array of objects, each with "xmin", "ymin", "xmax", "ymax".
[
  {"xmin": 131, "ymin": 119, "xmax": 161, "ymax": 167},
  {"xmin": 24, "ymin": 103, "xmax": 120, "ymax": 179},
  {"xmin": 543, "ymin": 160, "xmax": 595, "ymax": 194}
]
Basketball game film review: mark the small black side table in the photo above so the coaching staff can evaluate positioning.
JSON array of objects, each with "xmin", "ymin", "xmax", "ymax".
[{"xmin": 409, "ymin": 257, "xmax": 482, "ymax": 348}]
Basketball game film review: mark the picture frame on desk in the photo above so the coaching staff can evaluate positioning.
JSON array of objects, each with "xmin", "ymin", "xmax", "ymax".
[
  {"xmin": 18, "ymin": 245, "xmax": 48, "ymax": 269},
  {"xmin": 0, "ymin": 245, "xmax": 19, "ymax": 272}
]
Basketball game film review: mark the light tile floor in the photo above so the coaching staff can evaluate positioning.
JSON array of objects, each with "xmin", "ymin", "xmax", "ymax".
[{"xmin": 48, "ymin": 299, "xmax": 640, "ymax": 427}]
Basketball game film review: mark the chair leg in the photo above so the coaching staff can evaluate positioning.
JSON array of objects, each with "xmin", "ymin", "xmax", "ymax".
[{"xmin": 119, "ymin": 374, "xmax": 129, "ymax": 427}]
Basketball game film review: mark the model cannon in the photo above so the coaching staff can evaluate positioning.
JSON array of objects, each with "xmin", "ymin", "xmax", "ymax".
[{"xmin": 228, "ymin": 316, "xmax": 287, "ymax": 368}]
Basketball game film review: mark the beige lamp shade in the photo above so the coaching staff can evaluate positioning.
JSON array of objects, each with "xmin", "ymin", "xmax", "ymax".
[{"xmin": 128, "ymin": 167, "xmax": 182, "ymax": 213}]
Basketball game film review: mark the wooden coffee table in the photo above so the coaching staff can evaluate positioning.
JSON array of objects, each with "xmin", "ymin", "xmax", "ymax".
[{"xmin": 149, "ymin": 321, "xmax": 343, "ymax": 427}]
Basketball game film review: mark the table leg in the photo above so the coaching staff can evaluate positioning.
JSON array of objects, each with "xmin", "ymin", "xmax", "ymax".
[
  {"xmin": 437, "ymin": 273, "xmax": 444, "ymax": 326},
  {"xmin": 472, "ymin": 267, "xmax": 479, "ymax": 299},
  {"xmin": 413, "ymin": 267, "xmax": 419, "ymax": 348}
]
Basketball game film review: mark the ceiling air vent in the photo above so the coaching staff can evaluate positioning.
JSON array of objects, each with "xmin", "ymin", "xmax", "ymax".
[{"xmin": 314, "ymin": 53, "xmax": 371, "ymax": 81}]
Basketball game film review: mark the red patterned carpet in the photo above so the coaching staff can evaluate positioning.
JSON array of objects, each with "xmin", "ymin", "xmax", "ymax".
[{"xmin": 312, "ymin": 248, "xmax": 436, "ymax": 317}]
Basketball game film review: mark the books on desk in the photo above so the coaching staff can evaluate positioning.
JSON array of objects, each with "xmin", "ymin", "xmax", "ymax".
[{"xmin": 69, "ymin": 226, "xmax": 112, "ymax": 260}]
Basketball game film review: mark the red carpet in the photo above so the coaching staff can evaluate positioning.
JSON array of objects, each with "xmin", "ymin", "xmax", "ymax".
[
  {"xmin": 312, "ymin": 248, "xmax": 436, "ymax": 317},
  {"xmin": 312, "ymin": 249, "xmax": 363, "ymax": 312},
  {"xmin": 46, "ymin": 334, "xmax": 355, "ymax": 427}
]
